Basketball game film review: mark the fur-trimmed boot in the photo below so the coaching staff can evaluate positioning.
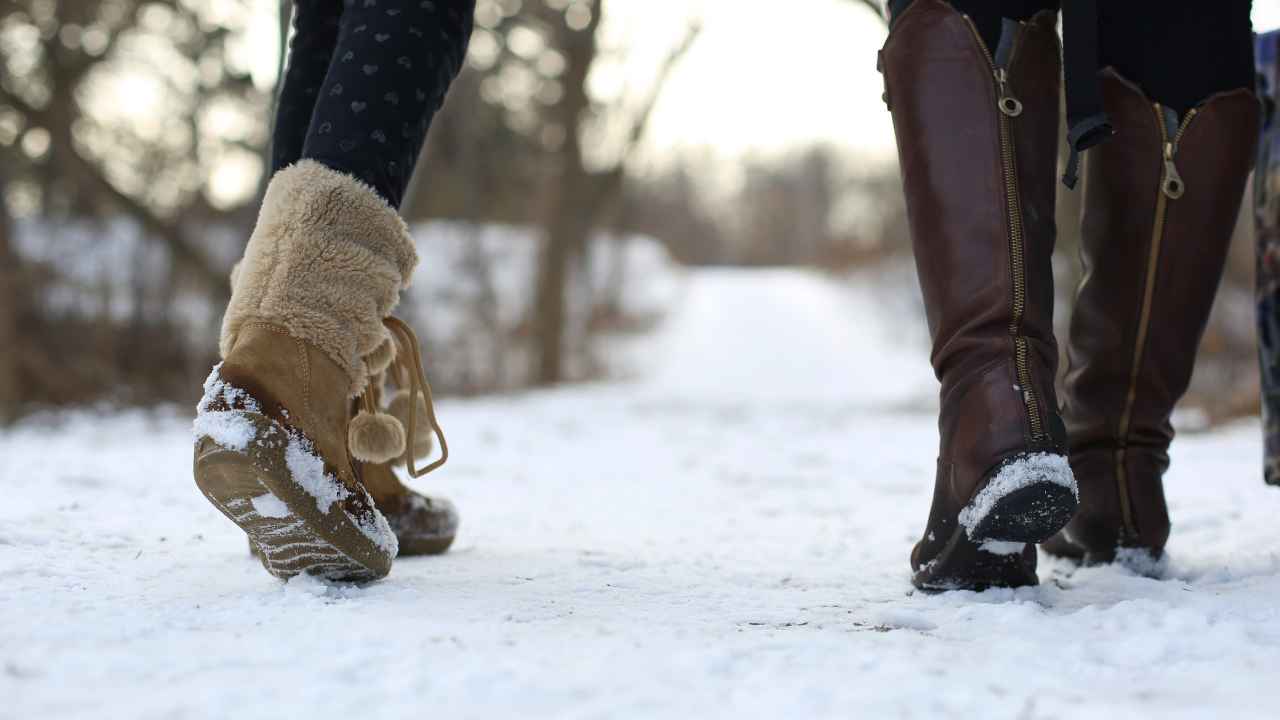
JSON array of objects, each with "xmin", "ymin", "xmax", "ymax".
[
  {"xmin": 194, "ymin": 160, "xmax": 442, "ymax": 582},
  {"xmin": 1043, "ymin": 71, "xmax": 1260, "ymax": 568},
  {"xmin": 881, "ymin": 1, "xmax": 1076, "ymax": 591}
]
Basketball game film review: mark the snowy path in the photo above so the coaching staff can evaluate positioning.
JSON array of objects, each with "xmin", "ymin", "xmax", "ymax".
[{"xmin": 6, "ymin": 269, "xmax": 1280, "ymax": 718}]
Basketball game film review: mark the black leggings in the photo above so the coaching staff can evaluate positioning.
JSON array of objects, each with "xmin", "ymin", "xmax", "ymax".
[
  {"xmin": 889, "ymin": 0, "xmax": 1254, "ymax": 115},
  {"xmin": 270, "ymin": 0, "xmax": 475, "ymax": 208}
]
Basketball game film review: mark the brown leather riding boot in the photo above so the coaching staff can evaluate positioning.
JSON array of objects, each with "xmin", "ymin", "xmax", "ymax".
[
  {"xmin": 194, "ymin": 160, "xmax": 429, "ymax": 582},
  {"xmin": 882, "ymin": 1, "xmax": 1075, "ymax": 591},
  {"xmin": 1043, "ymin": 71, "xmax": 1260, "ymax": 568}
]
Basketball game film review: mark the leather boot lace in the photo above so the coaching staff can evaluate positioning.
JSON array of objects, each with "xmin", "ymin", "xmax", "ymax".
[{"xmin": 371, "ymin": 316, "xmax": 449, "ymax": 478}]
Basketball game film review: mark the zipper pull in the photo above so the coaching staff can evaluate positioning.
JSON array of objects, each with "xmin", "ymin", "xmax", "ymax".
[
  {"xmin": 995, "ymin": 68, "xmax": 1022, "ymax": 117},
  {"xmin": 1161, "ymin": 142, "xmax": 1185, "ymax": 199}
]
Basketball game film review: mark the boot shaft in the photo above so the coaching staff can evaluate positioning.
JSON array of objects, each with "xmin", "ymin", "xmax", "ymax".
[
  {"xmin": 883, "ymin": 2, "xmax": 1060, "ymax": 381},
  {"xmin": 882, "ymin": 0, "xmax": 1065, "ymax": 462},
  {"xmin": 221, "ymin": 160, "xmax": 419, "ymax": 398},
  {"xmin": 1067, "ymin": 71, "xmax": 1260, "ymax": 453},
  {"xmin": 1051, "ymin": 70, "xmax": 1259, "ymax": 560}
]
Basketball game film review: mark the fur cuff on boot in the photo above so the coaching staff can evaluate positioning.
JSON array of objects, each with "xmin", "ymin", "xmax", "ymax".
[{"xmin": 220, "ymin": 160, "xmax": 418, "ymax": 396}]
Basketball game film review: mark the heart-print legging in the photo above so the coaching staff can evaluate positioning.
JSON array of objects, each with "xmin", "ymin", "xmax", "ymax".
[{"xmin": 270, "ymin": 0, "xmax": 475, "ymax": 208}]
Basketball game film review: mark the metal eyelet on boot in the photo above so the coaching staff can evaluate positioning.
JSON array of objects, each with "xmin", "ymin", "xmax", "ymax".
[{"xmin": 999, "ymin": 96, "xmax": 1024, "ymax": 117}]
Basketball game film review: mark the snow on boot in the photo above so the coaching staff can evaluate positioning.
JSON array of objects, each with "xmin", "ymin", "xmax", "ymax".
[
  {"xmin": 250, "ymin": 325, "xmax": 458, "ymax": 560},
  {"xmin": 881, "ymin": 1, "xmax": 1075, "ymax": 591},
  {"xmin": 194, "ymin": 160, "xmax": 420, "ymax": 582},
  {"xmin": 250, "ymin": 461, "xmax": 458, "ymax": 560},
  {"xmin": 1043, "ymin": 71, "xmax": 1260, "ymax": 569}
]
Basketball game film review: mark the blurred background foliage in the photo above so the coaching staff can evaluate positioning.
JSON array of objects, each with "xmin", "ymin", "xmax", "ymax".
[{"xmin": 0, "ymin": 0, "xmax": 1262, "ymax": 428}]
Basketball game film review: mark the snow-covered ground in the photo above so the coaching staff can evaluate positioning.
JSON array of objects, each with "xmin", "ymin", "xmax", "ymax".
[{"xmin": 5, "ymin": 269, "xmax": 1280, "ymax": 718}]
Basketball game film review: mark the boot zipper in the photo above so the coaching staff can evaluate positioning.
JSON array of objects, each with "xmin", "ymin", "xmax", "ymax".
[
  {"xmin": 1114, "ymin": 104, "xmax": 1198, "ymax": 540},
  {"xmin": 962, "ymin": 16, "xmax": 1045, "ymax": 443}
]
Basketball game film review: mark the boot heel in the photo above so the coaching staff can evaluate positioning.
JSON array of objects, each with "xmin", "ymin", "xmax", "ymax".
[
  {"xmin": 193, "ymin": 405, "xmax": 396, "ymax": 582},
  {"xmin": 959, "ymin": 453, "xmax": 1078, "ymax": 543},
  {"xmin": 912, "ymin": 532, "xmax": 1038, "ymax": 592}
]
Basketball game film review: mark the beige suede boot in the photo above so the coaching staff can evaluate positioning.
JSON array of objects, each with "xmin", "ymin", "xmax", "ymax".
[{"xmin": 194, "ymin": 160, "xmax": 446, "ymax": 582}]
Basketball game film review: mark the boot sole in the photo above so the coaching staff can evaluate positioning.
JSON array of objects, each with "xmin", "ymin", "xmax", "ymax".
[
  {"xmin": 965, "ymin": 481, "xmax": 1078, "ymax": 544},
  {"xmin": 913, "ymin": 532, "xmax": 1037, "ymax": 592},
  {"xmin": 912, "ymin": 453, "xmax": 1077, "ymax": 592},
  {"xmin": 249, "ymin": 533, "xmax": 454, "ymax": 559},
  {"xmin": 194, "ymin": 413, "xmax": 394, "ymax": 582}
]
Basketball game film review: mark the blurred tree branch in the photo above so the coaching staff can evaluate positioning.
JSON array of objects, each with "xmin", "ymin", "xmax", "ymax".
[
  {"xmin": 0, "ymin": 165, "xmax": 18, "ymax": 422},
  {"xmin": 532, "ymin": 3, "xmax": 703, "ymax": 383},
  {"xmin": 0, "ymin": 84, "xmax": 227, "ymax": 297},
  {"xmin": 0, "ymin": 0, "xmax": 273, "ymax": 304},
  {"xmin": 589, "ymin": 19, "xmax": 703, "ymax": 230},
  {"xmin": 850, "ymin": 0, "xmax": 887, "ymax": 24}
]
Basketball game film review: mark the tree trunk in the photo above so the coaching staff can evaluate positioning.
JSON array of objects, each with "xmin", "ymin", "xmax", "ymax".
[
  {"xmin": 0, "ymin": 171, "xmax": 19, "ymax": 423},
  {"xmin": 531, "ymin": 0, "xmax": 601, "ymax": 384},
  {"xmin": 533, "ymin": 171, "xmax": 592, "ymax": 383}
]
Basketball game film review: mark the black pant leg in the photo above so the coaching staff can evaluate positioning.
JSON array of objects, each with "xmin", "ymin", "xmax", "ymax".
[
  {"xmin": 272, "ymin": 0, "xmax": 345, "ymax": 174},
  {"xmin": 1100, "ymin": 0, "xmax": 1254, "ymax": 115},
  {"xmin": 300, "ymin": 0, "xmax": 475, "ymax": 208}
]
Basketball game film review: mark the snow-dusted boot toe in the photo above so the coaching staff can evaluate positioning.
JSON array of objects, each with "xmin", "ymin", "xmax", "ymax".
[{"xmin": 194, "ymin": 160, "xmax": 421, "ymax": 582}]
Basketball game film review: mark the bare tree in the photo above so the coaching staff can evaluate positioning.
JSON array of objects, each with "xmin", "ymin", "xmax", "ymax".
[
  {"xmin": 531, "ymin": 3, "xmax": 701, "ymax": 383},
  {"xmin": 0, "ymin": 168, "xmax": 17, "ymax": 422},
  {"xmin": 849, "ymin": 0, "xmax": 886, "ymax": 23},
  {"xmin": 0, "ymin": 0, "xmax": 275, "ymax": 412},
  {"xmin": 0, "ymin": 0, "xmax": 272, "ymax": 299}
]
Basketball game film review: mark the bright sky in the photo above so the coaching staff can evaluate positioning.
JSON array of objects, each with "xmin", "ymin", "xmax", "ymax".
[{"xmin": 597, "ymin": 0, "xmax": 894, "ymax": 166}]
